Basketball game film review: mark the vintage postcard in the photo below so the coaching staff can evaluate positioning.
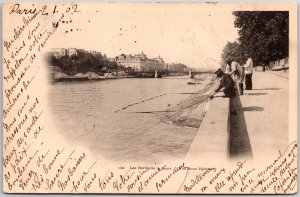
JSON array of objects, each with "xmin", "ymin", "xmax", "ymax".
[{"xmin": 2, "ymin": 2, "xmax": 298, "ymax": 194}]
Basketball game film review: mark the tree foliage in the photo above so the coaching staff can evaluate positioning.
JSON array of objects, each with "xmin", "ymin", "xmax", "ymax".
[
  {"xmin": 45, "ymin": 50, "xmax": 121, "ymax": 75},
  {"xmin": 232, "ymin": 11, "xmax": 289, "ymax": 66},
  {"xmin": 221, "ymin": 41, "xmax": 247, "ymax": 69}
]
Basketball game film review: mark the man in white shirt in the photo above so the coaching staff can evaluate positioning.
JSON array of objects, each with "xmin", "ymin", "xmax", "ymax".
[{"xmin": 242, "ymin": 58, "xmax": 254, "ymax": 90}]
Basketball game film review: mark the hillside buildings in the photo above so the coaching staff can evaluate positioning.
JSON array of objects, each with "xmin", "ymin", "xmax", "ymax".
[
  {"xmin": 50, "ymin": 48, "xmax": 106, "ymax": 59},
  {"xmin": 49, "ymin": 48, "xmax": 194, "ymax": 73},
  {"xmin": 51, "ymin": 48, "xmax": 78, "ymax": 58}
]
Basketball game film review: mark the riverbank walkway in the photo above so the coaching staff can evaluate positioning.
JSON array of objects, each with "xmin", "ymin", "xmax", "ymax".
[
  {"xmin": 237, "ymin": 71, "xmax": 289, "ymax": 160},
  {"xmin": 186, "ymin": 70, "xmax": 289, "ymax": 163}
]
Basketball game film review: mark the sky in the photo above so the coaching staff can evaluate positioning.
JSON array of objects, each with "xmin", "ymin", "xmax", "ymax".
[{"xmin": 51, "ymin": 3, "xmax": 239, "ymax": 70}]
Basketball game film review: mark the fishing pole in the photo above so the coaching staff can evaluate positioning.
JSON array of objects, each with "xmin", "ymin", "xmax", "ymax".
[
  {"xmin": 114, "ymin": 93, "xmax": 168, "ymax": 113},
  {"xmin": 126, "ymin": 110, "xmax": 177, "ymax": 114},
  {"xmin": 114, "ymin": 92, "xmax": 205, "ymax": 113}
]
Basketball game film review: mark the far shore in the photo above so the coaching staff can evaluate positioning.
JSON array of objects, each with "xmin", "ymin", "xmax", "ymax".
[{"xmin": 50, "ymin": 71, "xmax": 213, "ymax": 82}]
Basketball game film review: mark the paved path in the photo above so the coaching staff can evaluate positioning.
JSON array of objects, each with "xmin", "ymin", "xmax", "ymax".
[
  {"xmin": 237, "ymin": 71, "xmax": 289, "ymax": 160},
  {"xmin": 269, "ymin": 70, "xmax": 289, "ymax": 79}
]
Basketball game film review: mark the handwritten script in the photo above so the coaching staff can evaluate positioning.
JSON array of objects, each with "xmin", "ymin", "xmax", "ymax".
[
  {"xmin": 180, "ymin": 142, "xmax": 297, "ymax": 194},
  {"xmin": 2, "ymin": 2, "xmax": 297, "ymax": 194}
]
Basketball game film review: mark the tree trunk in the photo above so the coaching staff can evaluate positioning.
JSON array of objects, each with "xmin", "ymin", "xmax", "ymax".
[{"xmin": 262, "ymin": 65, "xmax": 265, "ymax": 72}]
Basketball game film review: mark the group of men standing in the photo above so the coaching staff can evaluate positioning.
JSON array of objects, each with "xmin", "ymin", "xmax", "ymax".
[{"xmin": 214, "ymin": 57, "xmax": 254, "ymax": 98}]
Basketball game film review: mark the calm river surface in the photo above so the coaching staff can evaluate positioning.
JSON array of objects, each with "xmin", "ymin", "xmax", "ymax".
[{"xmin": 48, "ymin": 77, "xmax": 207, "ymax": 163}]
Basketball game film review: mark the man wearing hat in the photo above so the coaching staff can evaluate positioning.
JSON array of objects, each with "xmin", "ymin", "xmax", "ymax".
[
  {"xmin": 210, "ymin": 68, "xmax": 237, "ymax": 115},
  {"xmin": 225, "ymin": 57, "xmax": 244, "ymax": 95},
  {"xmin": 213, "ymin": 68, "xmax": 236, "ymax": 98}
]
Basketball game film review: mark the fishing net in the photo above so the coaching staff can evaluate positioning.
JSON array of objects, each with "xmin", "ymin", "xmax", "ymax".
[{"xmin": 161, "ymin": 76, "xmax": 220, "ymax": 128}]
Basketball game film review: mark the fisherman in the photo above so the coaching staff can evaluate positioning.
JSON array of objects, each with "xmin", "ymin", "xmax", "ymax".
[
  {"xmin": 210, "ymin": 68, "xmax": 237, "ymax": 115},
  {"xmin": 224, "ymin": 57, "xmax": 244, "ymax": 95},
  {"xmin": 211, "ymin": 68, "xmax": 236, "ymax": 98}
]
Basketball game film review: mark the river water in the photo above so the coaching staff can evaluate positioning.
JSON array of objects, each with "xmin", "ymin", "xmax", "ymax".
[{"xmin": 48, "ymin": 77, "xmax": 211, "ymax": 164}]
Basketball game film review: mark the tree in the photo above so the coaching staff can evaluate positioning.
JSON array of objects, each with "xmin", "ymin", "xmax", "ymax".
[
  {"xmin": 46, "ymin": 50, "xmax": 120, "ymax": 75},
  {"xmin": 221, "ymin": 41, "xmax": 247, "ymax": 70},
  {"xmin": 44, "ymin": 52, "xmax": 60, "ymax": 67},
  {"xmin": 232, "ymin": 11, "xmax": 289, "ymax": 71}
]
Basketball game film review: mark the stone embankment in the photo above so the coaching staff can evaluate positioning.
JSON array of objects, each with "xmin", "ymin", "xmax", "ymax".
[{"xmin": 186, "ymin": 71, "xmax": 289, "ymax": 163}]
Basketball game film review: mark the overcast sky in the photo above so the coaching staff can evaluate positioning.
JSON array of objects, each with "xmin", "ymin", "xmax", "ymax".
[{"xmin": 51, "ymin": 3, "xmax": 238, "ymax": 70}]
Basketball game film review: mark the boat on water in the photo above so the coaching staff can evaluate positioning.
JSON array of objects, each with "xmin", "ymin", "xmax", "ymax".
[{"xmin": 187, "ymin": 80, "xmax": 201, "ymax": 85}]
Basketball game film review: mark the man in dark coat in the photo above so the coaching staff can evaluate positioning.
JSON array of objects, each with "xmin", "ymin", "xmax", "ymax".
[
  {"xmin": 210, "ymin": 68, "xmax": 237, "ymax": 115},
  {"xmin": 213, "ymin": 68, "xmax": 236, "ymax": 98}
]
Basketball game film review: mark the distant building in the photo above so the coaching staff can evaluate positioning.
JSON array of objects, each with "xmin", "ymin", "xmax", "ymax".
[
  {"xmin": 165, "ymin": 63, "xmax": 170, "ymax": 71},
  {"xmin": 109, "ymin": 51, "xmax": 165, "ymax": 71},
  {"xmin": 51, "ymin": 48, "xmax": 67, "ymax": 58},
  {"xmin": 169, "ymin": 64, "xmax": 187, "ymax": 72},
  {"xmin": 50, "ymin": 48, "xmax": 77, "ymax": 58},
  {"xmin": 90, "ymin": 50, "xmax": 102, "ymax": 56},
  {"xmin": 114, "ymin": 54, "xmax": 140, "ymax": 70},
  {"xmin": 153, "ymin": 56, "xmax": 164, "ymax": 64},
  {"xmin": 102, "ymin": 54, "xmax": 108, "ymax": 60},
  {"xmin": 67, "ymin": 48, "xmax": 77, "ymax": 56},
  {"xmin": 142, "ymin": 58, "xmax": 165, "ymax": 72},
  {"xmin": 77, "ymin": 49, "xmax": 87, "ymax": 53}
]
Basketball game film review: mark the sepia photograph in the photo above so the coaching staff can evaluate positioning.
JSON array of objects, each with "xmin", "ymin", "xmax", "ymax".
[{"xmin": 2, "ymin": 2, "xmax": 297, "ymax": 194}]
